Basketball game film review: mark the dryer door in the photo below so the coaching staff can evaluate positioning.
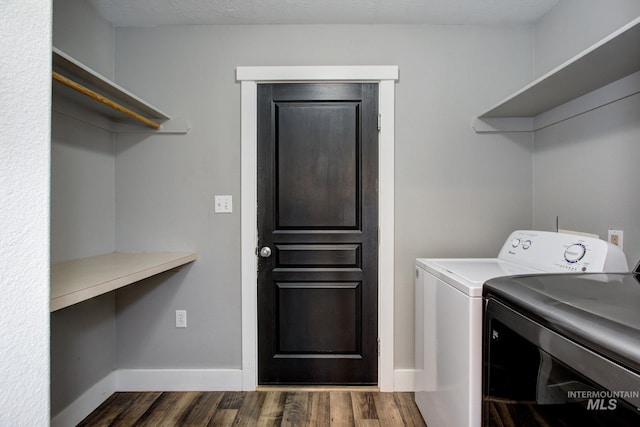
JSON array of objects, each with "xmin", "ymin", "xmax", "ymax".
[{"xmin": 483, "ymin": 298, "xmax": 640, "ymax": 426}]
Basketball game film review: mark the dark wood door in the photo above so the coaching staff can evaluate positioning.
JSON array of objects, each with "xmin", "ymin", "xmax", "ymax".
[{"xmin": 257, "ymin": 83, "xmax": 379, "ymax": 385}]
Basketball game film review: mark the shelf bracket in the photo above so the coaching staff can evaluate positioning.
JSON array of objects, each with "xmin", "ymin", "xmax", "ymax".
[
  {"xmin": 472, "ymin": 117, "xmax": 534, "ymax": 133},
  {"xmin": 113, "ymin": 119, "xmax": 191, "ymax": 134}
]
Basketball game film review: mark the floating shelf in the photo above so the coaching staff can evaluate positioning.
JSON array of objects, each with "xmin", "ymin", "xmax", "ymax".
[
  {"xmin": 474, "ymin": 16, "xmax": 640, "ymax": 133},
  {"xmin": 52, "ymin": 47, "xmax": 189, "ymax": 134},
  {"xmin": 50, "ymin": 252, "xmax": 198, "ymax": 312}
]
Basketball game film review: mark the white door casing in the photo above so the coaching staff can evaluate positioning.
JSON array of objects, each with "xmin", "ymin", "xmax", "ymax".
[{"xmin": 237, "ymin": 66, "xmax": 398, "ymax": 391}]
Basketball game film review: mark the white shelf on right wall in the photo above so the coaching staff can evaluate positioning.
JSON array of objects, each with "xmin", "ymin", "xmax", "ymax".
[{"xmin": 473, "ymin": 16, "xmax": 640, "ymax": 133}]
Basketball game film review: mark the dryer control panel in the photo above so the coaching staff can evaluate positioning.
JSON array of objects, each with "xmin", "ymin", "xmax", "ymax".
[{"xmin": 497, "ymin": 230, "xmax": 628, "ymax": 273}]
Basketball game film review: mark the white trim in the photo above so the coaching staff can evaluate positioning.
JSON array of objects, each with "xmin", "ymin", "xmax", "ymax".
[
  {"xmin": 236, "ymin": 66, "xmax": 399, "ymax": 82},
  {"xmin": 377, "ymin": 79, "xmax": 396, "ymax": 392},
  {"xmin": 50, "ymin": 368, "xmax": 244, "ymax": 427},
  {"xmin": 238, "ymin": 66, "xmax": 398, "ymax": 391},
  {"xmin": 393, "ymin": 369, "xmax": 418, "ymax": 392},
  {"xmin": 116, "ymin": 368, "xmax": 243, "ymax": 391},
  {"xmin": 50, "ymin": 371, "xmax": 118, "ymax": 427},
  {"xmin": 50, "ymin": 366, "xmax": 411, "ymax": 427},
  {"xmin": 50, "ymin": 365, "xmax": 410, "ymax": 427},
  {"xmin": 241, "ymin": 80, "xmax": 259, "ymax": 390}
]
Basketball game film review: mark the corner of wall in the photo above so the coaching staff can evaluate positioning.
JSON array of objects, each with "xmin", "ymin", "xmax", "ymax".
[{"xmin": 1, "ymin": 0, "xmax": 52, "ymax": 425}]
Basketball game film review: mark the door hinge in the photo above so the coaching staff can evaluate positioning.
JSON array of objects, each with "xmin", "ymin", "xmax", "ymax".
[
  {"xmin": 377, "ymin": 337, "xmax": 381, "ymax": 356},
  {"xmin": 377, "ymin": 114, "xmax": 381, "ymax": 131}
]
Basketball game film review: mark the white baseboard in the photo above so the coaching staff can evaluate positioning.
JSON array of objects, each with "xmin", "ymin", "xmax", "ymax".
[
  {"xmin": 118, "ymin": 368, "xmax": 415, "ymax": 392},
  {"xmin": 116, "ymin": 368, "xmax": 243, "ymax": 391},
  {"xmin": 50, "ymin": 371, "xmax": 118, "ymax": 427},
  {"xmin": 52, "ymin": 367, "xmax": 413, "ymax": 426},
  {"xmin": 393, "ymin": 369, "xmax": 417, "ymax": 392},
  {"xmin": 50, "ymin": 368, "xmax": 243, "ymax": 426}
]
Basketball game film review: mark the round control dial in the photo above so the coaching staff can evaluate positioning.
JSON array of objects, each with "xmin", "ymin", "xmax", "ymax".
[
  {"xmin": 511, "ymin": 238, "xmax": 521, "ymax": 248},
  {"xmin": 564, "ymin": 243, "xmax": 586, "ymax": 263}
]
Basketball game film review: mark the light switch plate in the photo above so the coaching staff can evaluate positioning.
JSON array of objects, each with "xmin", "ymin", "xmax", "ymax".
[
  {"xmin": 175, "ymin": 310, "xmax": 187, "ymax": 328},
  {"xmin": 215, "ymin": 195, "xmax": 232, "ymax": 213}
]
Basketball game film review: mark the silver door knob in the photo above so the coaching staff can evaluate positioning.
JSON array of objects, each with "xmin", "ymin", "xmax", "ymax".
[{"xmin": 260, "ymin": 247, "xmax": 272, "ymax": 258}]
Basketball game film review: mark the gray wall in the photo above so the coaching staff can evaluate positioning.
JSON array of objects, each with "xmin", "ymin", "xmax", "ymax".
[
  {"xmin": 532, "ymin": 2, "xmax": 640, "ymax": 267},
  {"xmin": 50, "ymin": 114, "xmax": 115, "ymax": 262},
  {"xmin": 51, "ymin": 2, "xmax": 640, "ymax": 413},
  {"xmin": 112, "ymin": 24, "xmax": 534, "ymax": 370},
  {"xmin": 51, "ymin": 0, "xmax": 116, "ymax": 262},
  {"xmin": 51, "ymin": 0, "xmax": 117, "ymax": 417},
  {"xmin": 52, "ymin": 0, "xmax": 115, "ymax": 79},
  {"xmin": 534, "ymin": 0, "xmax": 640, "ymax": 77}
]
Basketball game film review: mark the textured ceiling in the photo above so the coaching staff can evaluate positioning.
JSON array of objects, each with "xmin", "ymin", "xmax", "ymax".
[{"xmin": 89, "ymin": 0, "xmax": 560, "ymax": 27}]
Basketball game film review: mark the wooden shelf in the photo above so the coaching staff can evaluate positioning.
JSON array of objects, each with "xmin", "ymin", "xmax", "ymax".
[
  {"xmin": 50, "ymin": 252, "xmax": 198, "ymax": 312},
  {"xmin": 52, "ymin": 47, "xmax": 189, "ymax": 134},
  {"xmin": 474, "ymin": 16, "xmax": 640, "ymax": 132}
]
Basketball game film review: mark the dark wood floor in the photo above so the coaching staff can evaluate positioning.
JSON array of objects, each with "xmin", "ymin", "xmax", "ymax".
[{"xmin": 77, "ymin": 390, "xmax": 427, "ymax": 426}]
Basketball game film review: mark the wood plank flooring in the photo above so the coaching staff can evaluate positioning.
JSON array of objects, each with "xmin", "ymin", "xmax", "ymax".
[{"xmin": 77, "ymin": 391, "xmax": 426, "ymax": 426}]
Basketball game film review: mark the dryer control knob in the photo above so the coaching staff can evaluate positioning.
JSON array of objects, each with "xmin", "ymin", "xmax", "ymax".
[
  {"xmin": 511, "ymin": 238, "xmax": 521, "ymax": 248},
  {"xmin": 564, "ymin": 243, "xmax": 586, "ymax": 263}
]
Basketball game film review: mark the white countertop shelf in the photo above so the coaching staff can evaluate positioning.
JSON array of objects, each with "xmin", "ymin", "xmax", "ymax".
[
  {"xmin": 474, "ymin": 16, "xmax": 640, "ymax": 132},
  {"xmin": 50, "ymin": 252, "xmax": 198, "ymax": 312},
  {"xmin": 52, "ymin": 47, "xmax": 189, "ymax": 134}
]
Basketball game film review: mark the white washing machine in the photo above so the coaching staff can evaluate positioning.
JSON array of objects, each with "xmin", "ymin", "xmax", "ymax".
[{"xmin": 414, "ymin": 230, "xmax": 629, "ymax": 427}]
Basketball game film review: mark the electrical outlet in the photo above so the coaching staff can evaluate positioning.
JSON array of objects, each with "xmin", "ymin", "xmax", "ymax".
[
  {"xmin": 214, "ymin": 195, "xmax": 233, "ymax": 213},
  {"xmin": 175, "ymin": 310, "xmax": 187, "ymax": 328},
  {"xmin": 608, "ymin": 229, "xmax": 624, "ymax": 249}
]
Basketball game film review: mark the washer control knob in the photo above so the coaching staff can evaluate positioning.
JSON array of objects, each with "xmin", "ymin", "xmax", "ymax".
[
  {"xmin": 511, "ymin": 238, "xmax": 521, "ymax": 248},
  {"xmin": 564, "ymin": 243, "xmax": 586, "ymax": 263},
  {"xmin": 522, "ymin": 240, "xmax": 532, "ymax": 250}
]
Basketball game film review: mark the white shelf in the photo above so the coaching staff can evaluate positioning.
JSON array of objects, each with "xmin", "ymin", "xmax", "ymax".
[
  {"xmin": 474, "ymin": 16, "xmax": 640, "ymax": 132},
  {"xmin": 52, "ymin": 47, "xmax": 189, "ymax": 134},
  {"xmin": 50, "ymin": 252, "xmax": 198, "ymax": 312}
]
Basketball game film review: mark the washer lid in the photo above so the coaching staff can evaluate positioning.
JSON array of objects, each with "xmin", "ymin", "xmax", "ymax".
[
  {"xmin": 484, "ymin": 273, "xmax": 640, "ymax": 373},
  {"xmin": 416, "ymin": 258, "xmax": 540, "ymax": 297}
]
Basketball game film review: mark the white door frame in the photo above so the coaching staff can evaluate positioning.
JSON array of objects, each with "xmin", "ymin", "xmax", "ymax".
[{"xmin": 237, "ymin": 66, "xmax": 398, "ymax": 391}]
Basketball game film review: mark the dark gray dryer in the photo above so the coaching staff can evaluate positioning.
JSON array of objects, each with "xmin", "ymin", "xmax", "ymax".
[{"xmin": 483, "ymin": 269, "xmax": 640, "ymax": 426}]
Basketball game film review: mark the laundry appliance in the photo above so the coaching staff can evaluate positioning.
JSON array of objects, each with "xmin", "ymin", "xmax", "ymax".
[
  {"xmin": 414, "ymin": 230, "xmax": 628, "ymax": 427},
  {"xmin": 483, "ymin": 267, "xmax": 640, "ymax": 425}
]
